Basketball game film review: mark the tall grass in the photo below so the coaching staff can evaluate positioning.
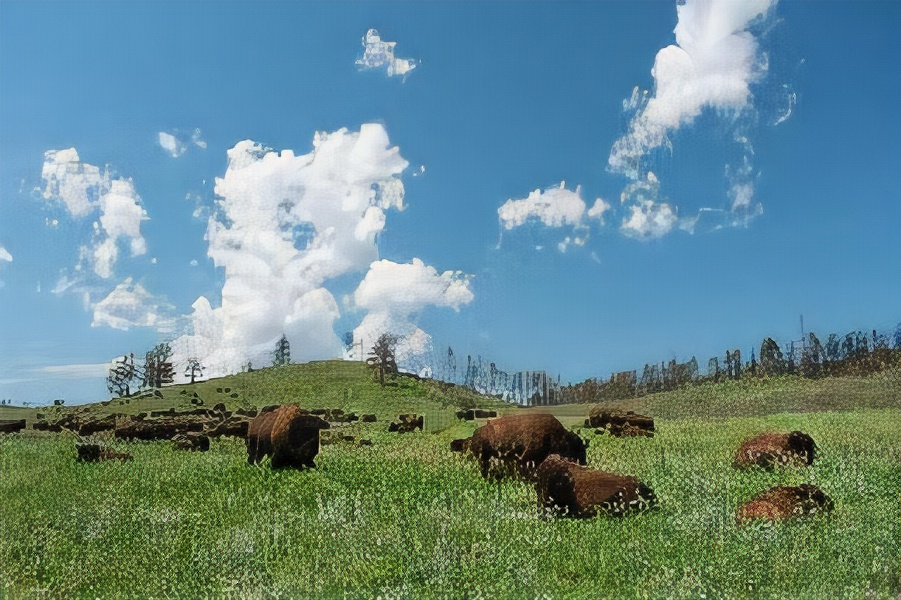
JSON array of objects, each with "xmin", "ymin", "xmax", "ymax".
[{"xmin": 1, "ymin": 407, "xmax": 898, "ymax": 598}]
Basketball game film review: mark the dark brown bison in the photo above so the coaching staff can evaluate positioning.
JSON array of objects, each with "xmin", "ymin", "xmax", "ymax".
[
  {"xmin": 736, "ymin": 484, "xmax": 833, "ymax": 523},
  {"xmin": 459, "ymin": 414, "xmax": 587, "ymax": 479},
  {"xmin": 734, "ymin": 431, "xmax": 817, "ymax": 469},
  {"xmin": 586, "ymin": 409, "xmax": 654, "ymax": 437},
  {"xmin": 172, "ymin": 432, "xmax": 210, "ymax": 451},
  {"xmin": 246, "ymin": 404, "xmax": 330, "ymax": 469},
  {"xmin": 205, "ymin": 416, "xmax": 251, "ymax": 438},
  {"xmin": 0, "ymin": 419, "xmax": 26, "ymax": 434},
  {"xmin": 388, "ymin": 414, "xmax": 423, "ymax": 433},
  {"xmin": 114, "ymin": 415, "xmax": 204, "ymax": 441},
  {"xmin": 536, "ymin": 454, "xmax": 656, "ymax": 517},
  {"xmin": 76, "ymin": 443, "xmax": 133, "ymax": 462},
  {"xmin": 77, "ymin": 414, "xmax": 117, "ymax": 436}
]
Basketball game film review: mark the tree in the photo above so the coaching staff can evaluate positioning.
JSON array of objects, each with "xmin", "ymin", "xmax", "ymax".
[
  {"xmin": 184, "ymin": 358, "xmax": 204, "ymax": 384},
  {"xmin": 272, "ymin": 334, "xmax": 291, "ymax": 367},
  {"xmin": 107, "ymin": 353, "xmax": 138, "ymax": 398},
  {"xmin": 732, "ymin": 349, "xmax": 742, "ymax": 380},
  {"xmin": 366, "ymin": 333, "xmax": 399, "ymax": 385},
  {"xmin": 760, "ymin": 338, "xmax": 785, "ymax": 376},
  {"xmin": 143, "ymin": 343, "xmax": 175, "ymax": 389}
]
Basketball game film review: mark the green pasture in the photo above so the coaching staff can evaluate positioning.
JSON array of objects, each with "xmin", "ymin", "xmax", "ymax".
[{"xmin": 0, "ymin": 366, "xmax": 899, "ymax": 598}]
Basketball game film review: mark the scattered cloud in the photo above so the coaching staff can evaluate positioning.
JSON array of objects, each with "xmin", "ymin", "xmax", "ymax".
[
  {"xmin": 41, "ymin": 148, "xmax": 108, "ymax": 218},
  {"xmin": 41, "ymin": 148, "xmax": 149, "ymax": 279},
  {"xmin": 609, "ymin": 0, "xmax": 778, "ymax": 238},
  {"xmin": 356, "ymin": 29, "xmax": 419, "ymax": 78},
  {"xmin": 158, "ymin": 128, "xmax": 207, "ymax": 157},
  {"xmin": 91, "ymin": 278, "xmax": 178, "ymax": 332},
  {"xmin": 497, "ymin": 182, "xmax": 610, "ymax": 252},
  {"xmin": 171, "ymin": 124, "xmax": 411, "ymax": 378},
  {"xmin": 0, "ymin": 246, "xmax": 11, "ymax": 263},
  {"xmin": 351, "ymin": 258, "xmax": 474, "ymax": 364},
  {"xmin": 621, "ymin": 200, "xmax": 678, "ymax": 239}
]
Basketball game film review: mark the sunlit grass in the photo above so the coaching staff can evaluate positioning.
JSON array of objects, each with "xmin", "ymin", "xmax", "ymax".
[{"xmin": 1, "ymin": 405, "xmax": 898, "ymax": 598}]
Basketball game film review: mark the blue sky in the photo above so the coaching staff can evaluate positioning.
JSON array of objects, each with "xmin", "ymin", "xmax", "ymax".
[{"xmin": 1, "ymin": 1, "xmax": 899, "ymax": 404}]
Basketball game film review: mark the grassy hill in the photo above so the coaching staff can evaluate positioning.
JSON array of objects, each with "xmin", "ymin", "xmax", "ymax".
[{"xmin": 0, "ymin": 362, "xmax": 899, "ymax": 598}]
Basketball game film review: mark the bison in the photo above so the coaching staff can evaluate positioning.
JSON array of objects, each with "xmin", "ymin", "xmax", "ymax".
[
  {"xmin": 76, "ymin": 443, "xmax": 133, "ymax": 462},
  {"xmin": 736, "ymin": 484, "xmax": 833, "ymax": 523},
  {"xmin": 245, "ymin": 404, "xmax": 330, "ymax": 469},
  {"xmin": 734, "ymin": 431, "xmax": 817, "ymax": 469},
  {"xmin": 172, "ymin": 432, "xmax": 210, "ymax": 452},
  {"xmin": 0, "ymin": 419, "xmax": 26, "ymax": 434},
  {"xmin": 458, "ymin": 413, "xmax": 587, "ymax": 479},
  {"xmin": 586, "ymin": 409, "xmax": 654, "ymax": 437},
  {"xmin": 115, "ymin": 415, "xmax": 205, "ymax": 441},
  {"xmin": 536, "ymin": 454, "xmax": 656, "ymax": 517}
]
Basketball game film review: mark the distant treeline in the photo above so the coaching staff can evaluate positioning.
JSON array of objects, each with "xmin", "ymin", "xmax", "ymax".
[{"xmin": 419, "ymin": 325, "xmax": 901, "ymax": 406}]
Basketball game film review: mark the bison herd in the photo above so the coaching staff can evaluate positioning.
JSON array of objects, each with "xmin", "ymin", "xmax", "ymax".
[{"xmin": 2, "ymin": 400, "xmax": 833, "ymax": 523}]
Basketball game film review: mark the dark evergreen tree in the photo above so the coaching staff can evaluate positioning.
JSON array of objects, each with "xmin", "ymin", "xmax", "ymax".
[
  {"xmin": 273, "ymin": 334, "xmax": 291, "ymax": 367},
  {"xmin": 366, "ymin": 334, "xmax": 399, "ymax": 386},
  {"xmin": 760, "ymin": 338, "xmax": 785, "ymax": 376}
]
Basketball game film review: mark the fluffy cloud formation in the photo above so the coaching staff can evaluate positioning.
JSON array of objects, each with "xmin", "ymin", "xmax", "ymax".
[
  {"xmin": 356, "ymin": 29, "xmax": 418, "ymax": 78},
  {"xmin": 609, "ymin": 0, "xmax": 777, "ymax": 177},
  {"xmin": 41, "ymin": 148, "xmax": 108, "ymax": 218},
  {"xmin": 171, "ymin": 124, "xmax": 410, "ymax": 378},
  {"xmin": 91, "ymin": 278, "xmax": 177, "ymax": 332},
  {"xmin": 0, "ymin": 246, "xmax": 11, "ymax": 262},
  {"xmin": 351, "ymin": 258, "xmax": 474, "ymax": 365},
  {"xmin": 158, "ymin": 128, "xmax": 206, "ymax": 158},
  {"xmin": 41, "ymin": 149, "xmax": 148, "ymax": 279},
  {"xmin": 609, "ymin": 0, "xmax": 777, "ymax": 239},
  {"xmin": 497, "ymin": 182, "xmax": 610, "ymax": 252},
  {"xmin": 621, "ymin": 200, "xmax": 678, "ymax": 239}
]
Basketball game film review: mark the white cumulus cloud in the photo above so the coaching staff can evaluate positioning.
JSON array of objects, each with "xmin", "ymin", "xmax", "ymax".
[
  {"xmin": 91, "ymin": 278, "xmax": 178, "ymax": 332},
  {"xmin": 351, "ymin": 258, "xmax": 474, "ymax": 365},
  {"xmin": 609, "ymin": 0, "xmax": 778, "ymax": 238},
  {"xmin": 0, "ymin": 246, "xmax": 11, "ymax": 263},
  {"xmin": 170, "ymin": 124, "xmax": 411, "ymax": 379},
  {"xmin": 497, "ymin": 182, "xmax": 610, "ymax": 252},
  {"xmin": 41, "ymin": 148, "xmax": 109, "ymax": 218},
  {"xmin": 621, "ymin": 200, "xmax": 678, "ymax": 240},
  {"xmin": 41, "ymin": 149, "xmax": 148, "ymax": 279},
  {"xmin": 356, "ymin": 29, "xmax": 419, "ymax": 78}
]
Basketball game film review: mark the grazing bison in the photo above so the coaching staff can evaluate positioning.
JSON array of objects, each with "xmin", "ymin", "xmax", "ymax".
[
  {"xmin": 0, "ymin": 419, "xmax": 26, "ymax": 434},
  {"xmin": 536, "ymin": 454, "xmax": 656, "ymax": 517},
  {"xmin": 172, "ymin": 432, "xmax": 210, "ymax": 452},
  {"xmin": 734, "ymin": 431, "xmax": 817, "ymax": 469},
  {"xmin": 78, "ymin": 414, "xmax": 117, "ymax": 436},
  {"xmin": 586, "ymin": 409, "xmax": 655, "ymax": 437},
  {"xmin": 246, "ymin": 404, "xmax": 330, "ymax": 469},
  {"xmin": 736, "ymin": 484, "xmax": 833, "ymax": 523},
  {"xmin": 76, "ymin": 443, "xmax": 133, "ymax": 462},
  {"xmin": 114, "ymin": 415, "xmax": 204, "ymax": 441},
  {"xmin": 460, "ymin": 414, "xmax": 587, "ymax": 479}
]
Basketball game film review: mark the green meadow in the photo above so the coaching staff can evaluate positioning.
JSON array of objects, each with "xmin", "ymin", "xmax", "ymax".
[{"xmin": 1, "ymin": 362, "xmax": 899, "ymax": 598}]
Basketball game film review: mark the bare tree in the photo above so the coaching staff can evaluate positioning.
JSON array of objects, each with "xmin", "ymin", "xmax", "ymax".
[
  {"xmin": 143, "ymin": 343, "xmax": 175, "ymax": 389},
  {"xmin": 107, "ymin": 353, "xmax": 138, "ymax": 398},
  {"xmin": 184, "ymin": 358, "xmax": 204, "ymax": 384}
]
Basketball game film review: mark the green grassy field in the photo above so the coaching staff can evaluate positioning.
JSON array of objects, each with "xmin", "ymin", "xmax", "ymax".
[{"xmin": 1, "ymin": 364, "xmax": 899, "ymax": 598}]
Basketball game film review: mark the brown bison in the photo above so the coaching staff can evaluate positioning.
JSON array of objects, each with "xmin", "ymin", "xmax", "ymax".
[
  {"xmin": 734, "ymin": 431, "xmax": 817, "ymax": 469},
  {"xmin": 115, "ymin": 415, "xmax": 204, "ymax": 441},
  {"xmin": 536, "ymin": 454, "xmax": 656, "ymax": 517},
  {"xmin": 76, "ymin": 443, "xmax": 133, "ymax": 462},
  {"xmin": 586, "ymin": 409, "xmax": 654, "ymax": 437},
  {"xmin": 172, "ymin": 432, "xmax": 210, "ymax": 452},
  {"xmin": 736, "ymin": 484, "xmax": 833, "ymax": 523},
  {"xmin": 457, "ymin": 413, "xmax": 587, "ymax": 479},
  {"xmin": 0, "ymin": 419, "xmax": 26, "ymax": 434},
  {"xmin": 246, "ymin": 404, "xmax": 330, "ymax": 469}
]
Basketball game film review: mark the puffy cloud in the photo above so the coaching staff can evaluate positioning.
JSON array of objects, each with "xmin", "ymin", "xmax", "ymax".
[
  {"xmin": 0, "ymin": 246, "xmax": 11, "ymax": 262},
  {"xmin": 356, "ymin": 29, "xmax": 418, "ymax": 78},
  {"xmin": 171, "ymin": 124, "xmax": 410, "ymax": 378},
  {"xmin": 158, "ymin": 128, "xmax": 206, "ymax": 157},
  {"xmin": 621, "ymin": 200, "xmax": 678, "ymax": 240},
  {"xmin": 609, "ymin": 0, "xmax": 778, "ymax": 238},
  {"xmin": 91, "ymin": 278, "xmax": 178, "ymax": 332},
  {"xmin": 40, "ymin": 149, "xmax": 148, "ymax": 278},
  {"xmin": 498, "ymin": 182, "xmax": 610, "ymax": 252},
  {"xmin": 92, "ymin": 180, "xmax": 148, "ymax": 279},
  {"xmin": 41, "ymin": 148, "xmax": 108, "ymax": 218},
  {"xmin": 350, "ymin": 258, "xmax": 474, "ymax": 365}
]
